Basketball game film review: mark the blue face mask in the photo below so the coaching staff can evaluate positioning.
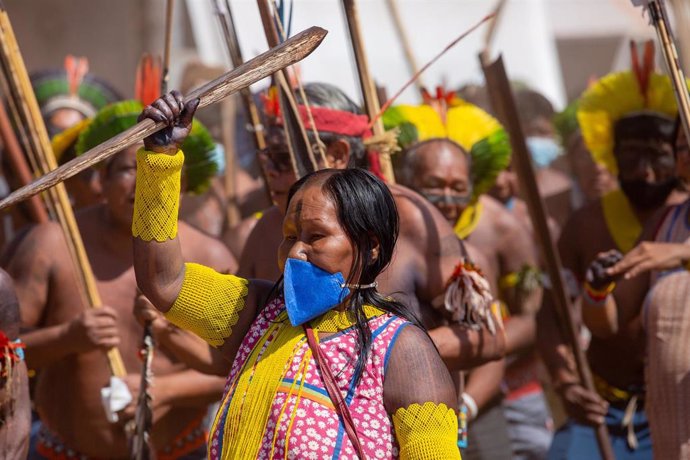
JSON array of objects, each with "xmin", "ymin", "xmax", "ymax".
[
  {"xmin": 209, "ymin": 143, "xmax": 226, "ymax": 175},
  {"xmin": 526, "ymin": 136, "xmax": 562, "ymax": 169},
  {"xmin": 283, "ymin": 258, "xmax": 350, "ymax": 327}
]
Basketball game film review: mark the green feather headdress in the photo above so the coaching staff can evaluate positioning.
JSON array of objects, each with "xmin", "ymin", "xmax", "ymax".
[
  {"xmin": 383, "ymin": 98, "xmax": 511, "ymax": 200},
  {"xmin": 74, "ymin": 100, "xmax": 218, "ymax": 194},
  {"xmin": 31, "ymin": 56, "xmax": 121, "ymax": 118}
]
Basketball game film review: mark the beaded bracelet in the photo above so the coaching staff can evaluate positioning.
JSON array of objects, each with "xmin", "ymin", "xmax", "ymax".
[{"xmin": 583, "ymin": 281, "xmax": 616, "ymax": 306}]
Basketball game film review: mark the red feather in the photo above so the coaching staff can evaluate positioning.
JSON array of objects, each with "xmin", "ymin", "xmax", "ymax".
[
  {"xmin": 64, "ymin": 55, "xmax": 89, "ymax": 97},
  {"xmin": 630, "ymin": 40, "xmax": 656, "ymax": 105},
  {"xmin": 135, "ymin": 54, "xmax": 162, "ymax": 106}
]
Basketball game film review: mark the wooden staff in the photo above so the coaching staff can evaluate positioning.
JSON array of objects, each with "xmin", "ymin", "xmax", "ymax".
[
  {"xmin": 384, "ymin": 0, "xmax": 423, "ymax": 93},
  {"xmin": 480, "ymin": 0, "xmax": 507, "ymax": 63},
  {"xmin": 342, "ymin": 0, "xmax": 396, "ymax": 184},
  {"xmin": 0, "ymin": 26, "xmax": 327, "ymax": 211},
  {"xmin": 481, "ymin": 55, "xmax": 615, "ymax": 460},
  {"xmin": 0, "ymin": 102, "xmax": 48, "ymax": 223},
  {"xmin": 638, "ymin": 1, "xmax": 690, "ymax": 150},
  {"xmin": 669, "ymin": 0, "xmax": 690, "ymax": 73},
  {"xmin": 213, "ymin": 0, "xmax": 273, "ymax": 208},
  {"xmin": 161, "ymin": 0, "xmax": 175, "ymax": 94},
  {"xmin": 0, "ymin": 1, "xmax": 127, "ymax": 377},
  {"xmin": 256, "ymin": 0, "xmax": 318, "ymax": 178},
  {"xmin": 215, "ymin": 0, "xmax": 267, "ymax": 151}
]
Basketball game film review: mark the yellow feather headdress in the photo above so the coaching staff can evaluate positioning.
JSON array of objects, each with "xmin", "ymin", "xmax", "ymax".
[
  {"xmin": 577, "ymin": 41, "xmax": 686, "ymax": 175},
  {"xmin": 383, "ymin": 90, "xmax": 511, "ymax": 199}
]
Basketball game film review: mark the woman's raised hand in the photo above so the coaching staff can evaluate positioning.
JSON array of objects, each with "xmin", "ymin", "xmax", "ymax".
[{"xmin": 138, "ymin": 90, "xmax": 200, "ymax": 155}]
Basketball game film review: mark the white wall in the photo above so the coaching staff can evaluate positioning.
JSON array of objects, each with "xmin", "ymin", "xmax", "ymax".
[{"xmin": 184, "ymin": 0, "xmax": 662, "ymax": 110}]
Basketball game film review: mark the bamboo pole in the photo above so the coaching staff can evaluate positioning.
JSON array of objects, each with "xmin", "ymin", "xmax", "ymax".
[
  {"xmin": 384, "ymin": 0, "xmax": 423, "ymax": 94},
  {"xmin": 481, "ymin": 54, "xmax": 615, "ymax": 460},
  {"xmin": 668, "ymin": 0, "xmax": 690, "ymax": 73},
  {"xmin": 161, "ymin": 0, "xmax": 175, "ymax": 94},
  {"xmin": 643, "ymin": 1, "xmax": 690, "ymax": 152},
  {"xmin": 0, "ymin": 26, "xmax": 327, "ymax": 210},
  {"xmin": 256, "ymin": 0, "xmax": 318, "ymax": 178},
  {"xmin": 342, "ymin": 0, "xmax": 396, "ymax": 184},
  {"xmin": 0, "ymin": 2, "xmax": 127, "ymax": 377},
  {"xmin": 212, "ymin": 0, "xmax": 273, "ymax": 206},
  {"xmin": 480, "ymin": 0, "xmax": 508, "ymax": 63},
  {"xmin": 0, "ymin": 102, "xmax": 49, "ymax": 223}
]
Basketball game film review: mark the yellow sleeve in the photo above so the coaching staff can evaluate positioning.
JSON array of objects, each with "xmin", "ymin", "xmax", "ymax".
[
  {"xmin": 164, "ymin": 263, "xmax": 249, "ymax": 347},
  {"xmin": 132, "ymin": 148, "xmax": 184, "ymax": 242},
  {"xmin": 393, "ymin": 402, "xmax": 461, "ymax": 460},
  {"xmin": 132, "ymin": 148, "xmax": 248, "ymax": 346}
]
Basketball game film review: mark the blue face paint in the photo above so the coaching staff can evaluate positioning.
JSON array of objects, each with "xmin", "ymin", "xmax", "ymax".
[
  {"xmin": 526, "ymin": 136, "xmax": 562, "ymax": 169},
  {"xmin": 283, "ymin": 258, "xmax": 350, "ymax": 326}
]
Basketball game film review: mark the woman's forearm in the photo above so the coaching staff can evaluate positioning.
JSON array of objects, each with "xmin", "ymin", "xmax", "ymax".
[{"xmin": 132, "ymin": 149, "xmax": 187, "ymax": 312}]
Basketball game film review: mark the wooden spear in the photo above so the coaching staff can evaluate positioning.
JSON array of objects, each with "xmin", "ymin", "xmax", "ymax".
[
  {"xmin": 0, "ymin": 26, "xmax": 327, "ymax": 211},
  {"xmin": 214, "ymin": 0, "xmax": 267, "ymax": 152},
  {"xmin": 256, "ymin": 0, "xmax": 318, "ymax": 178},
  {"xmin": 0, "ymin": 1, "xmax": 128, "ymax": 377},
  {"xmin": 342, "ymin": 0, "xmax": 396, "ymax": 184},
  {"xmin": 212, "ymin": 0, "xmax": 273, "ymax": 209},
  {"xmin": 638, "ymin": 1, "xmax": 690, "ymax": 151},
  {"xmin": 161, "ymin": 0, "xmax": 175, "ymax": 95},
  {"xmin": 481, "ymin": 54, "xmax": 615, "ymax": 460},
  {"xmin": 0, "ymin": 102, "xmax": 49, "ymax": 223}
]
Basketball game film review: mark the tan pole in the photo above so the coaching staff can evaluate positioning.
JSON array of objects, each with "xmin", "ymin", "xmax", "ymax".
[
  {"xmin": 256, "ymin": 0, "xmax": 319, "ymax": 178},
  {"xmin": 384, "ymin": 0, "xmax": 423, "ymax": 93},
  {"xmin": 481, "ymin": 54, "xmax": 615, "ymax": 460},
  {"xmin": 0, "ymin": 2, "xmax": 127, "ymax": 376},
  {"xmin": 342, "ymin": 0, "xmax": 396, "ymax": 183}
]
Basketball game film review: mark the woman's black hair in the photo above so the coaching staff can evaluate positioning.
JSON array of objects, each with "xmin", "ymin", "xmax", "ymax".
[{"xmin": 274, "ymin": 168, "xmax": 423, "ymax": 386}]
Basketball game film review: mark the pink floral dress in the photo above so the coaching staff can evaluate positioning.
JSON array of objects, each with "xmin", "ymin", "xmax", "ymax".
[{"xmin": 209, "ymin": 298, "xmax": 411, "ymax": 459}]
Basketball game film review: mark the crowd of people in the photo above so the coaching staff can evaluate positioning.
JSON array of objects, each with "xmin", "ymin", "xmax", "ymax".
[{"xmin": 0, "ymin": 16, "xmax": 689, "ymax": 460}]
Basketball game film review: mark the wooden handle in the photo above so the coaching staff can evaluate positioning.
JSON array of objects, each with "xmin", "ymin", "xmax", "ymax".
[
  {"xmin": 342, "ymin": 0, "xmax": 396, "ymax": 184},
  {"xmin": 481, "ymin": 55, "xmax": 615, "ymax": 460},
  {"xmin": 0, "ymin": 26, "xmax": 327, "ymax": 212}
]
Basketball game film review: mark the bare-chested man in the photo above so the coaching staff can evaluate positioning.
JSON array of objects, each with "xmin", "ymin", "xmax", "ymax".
[
  {"xmin": 237, "ymin": 82, "xmax": 505, "ymax": 372},
  {"xmin": 538, "ymin": 67, "xmax": 686, "ymax": 459},
  {"xmin": 586, "ymin": 121, "xmax": 690, "ymax": 459},
  {"xmin": 31, "ymin": 62, "xmax": 122, "ymax": 210},
  {"xmin": 553, "ymin": 102, "xmax": 617, "ymax": 209},
  {"xmin": 4, "ymin": 99, "xmax": 237, "ymax": 459},
  {"xmin": 0, "ymin": 268, "xmax": 30, "ymax": 459},
  {"xmin": 386, "ymin": 94, "xmax": 546, "ymax": 458}
]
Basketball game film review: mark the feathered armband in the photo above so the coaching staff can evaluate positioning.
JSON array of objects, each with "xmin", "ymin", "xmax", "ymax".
[{"xmin": 444, "ymin": 260, "xmax": 499, "ymax": 334}]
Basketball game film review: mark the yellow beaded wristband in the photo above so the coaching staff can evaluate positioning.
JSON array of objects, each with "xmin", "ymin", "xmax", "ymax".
[{"xmin": 132, "ymin": 148, "xmax": 184, "ymax": 242}]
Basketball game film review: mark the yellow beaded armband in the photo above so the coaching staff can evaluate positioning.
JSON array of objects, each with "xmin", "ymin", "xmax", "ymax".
[
  {"xmin": 393, "ymin": 402, "xmax": 461, "ymax": 459},
  {"xmin": 164, "ymin": 263, "xmax": 249, "ymax": 347},
  {"xmin": 132, "ymin": 148, "xmax": 184, "ymax": 242}
]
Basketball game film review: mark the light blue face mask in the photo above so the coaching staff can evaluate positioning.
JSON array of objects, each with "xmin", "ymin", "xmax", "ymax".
[
  {"xmin": 209, "ymin": 143, "xmax": 226, "ymax": 175},
  {"xmin": 526, "ymin": 136, "xmax": 563, "ymax": 169}
]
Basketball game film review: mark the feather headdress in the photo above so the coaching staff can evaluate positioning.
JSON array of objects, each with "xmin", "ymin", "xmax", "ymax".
[
  {"xmin": 74, "ymin": 55, "xmax": 219, "ymax": 194},
  {"xmin": 577, "ymin": 41, "xmax": 687, "ymax": 175},
  {"xmin": 383, "ymin": 88, "xmax": 511, "ymax": 200},
  {"xmin": 31, "ymin": 55, "xmax": 121, "ymax": 119}
]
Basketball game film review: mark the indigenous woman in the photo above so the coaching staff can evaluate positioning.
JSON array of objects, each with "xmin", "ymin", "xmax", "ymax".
[{"xmin": 133, "ymin": 91, "xmax": 461, "ymax": 459}]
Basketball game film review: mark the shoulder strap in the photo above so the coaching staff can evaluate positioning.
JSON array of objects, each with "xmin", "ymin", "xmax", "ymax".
[{"xmin": 304, "ymin": 325, "xmax": 367, "ymax": 459}]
